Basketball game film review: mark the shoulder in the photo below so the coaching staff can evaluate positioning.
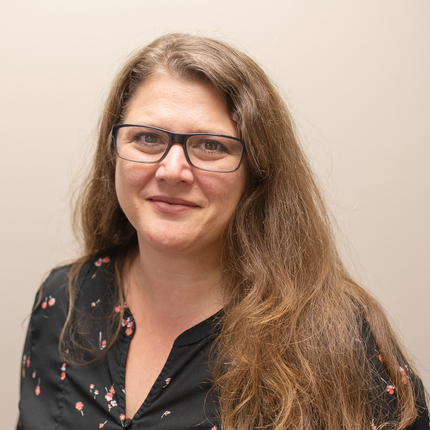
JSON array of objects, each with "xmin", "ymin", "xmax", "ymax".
[
  {"xmin": 70, "ymin": 254, "xmax": 117, "ymax": 312},
  {"xmin": 29, "ymin": 253, "xmax": 119, "ymax": 357},
  {"xmin": 31, "ymin": 265, "xmax": 72, "ymax": 326},
  {"xmin": 34, "ymin": 253, "xmax": 117, "ymax": 321},
  {"xmin": 356, "ymin": 316, "xmax": 429, "ymax": 429}
]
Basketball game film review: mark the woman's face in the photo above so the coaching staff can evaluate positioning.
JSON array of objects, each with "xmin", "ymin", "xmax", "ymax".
[{"xmin": 115, "ymin": 73, "xmax": 247, "ymax": 259}]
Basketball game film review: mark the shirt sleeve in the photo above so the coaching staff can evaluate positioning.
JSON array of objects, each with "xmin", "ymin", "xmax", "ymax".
[
  {"xmin": 16, "ymin": 265, "xmax": 71, "ymax": 430},
  {"xmin": 16, "ymin": 290, "xmax": 40, "ymax": 430},
  {"xmin": 408, "ymin": 377, "xmax": 429, "ymax": 429},
  {"xmin": 360, "ymin": 319, "xmax": 430, "ymax": 429}
]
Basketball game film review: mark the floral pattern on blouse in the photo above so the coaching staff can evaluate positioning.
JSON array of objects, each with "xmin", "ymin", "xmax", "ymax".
[
  {"xmin": 18, "ymin": 255, "xmax": 221, "ymax": 429},
  {"xmin": 17, "ymin": 255, "xmax": 429, "ymax": 430}
]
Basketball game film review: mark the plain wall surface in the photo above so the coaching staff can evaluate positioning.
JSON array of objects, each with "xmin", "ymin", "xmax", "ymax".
[{"xmin": 1, "ymin": 0, "xmax": 429, "ymax": 424}]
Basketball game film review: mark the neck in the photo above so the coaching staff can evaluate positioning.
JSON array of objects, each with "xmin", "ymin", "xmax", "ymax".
[{"xmin": 124, "ymin": 241, "xmax": 224, "ymax": 328}]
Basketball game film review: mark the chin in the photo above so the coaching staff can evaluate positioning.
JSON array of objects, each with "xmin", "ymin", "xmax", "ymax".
[
  {"xmin": 137, "ymin": 228, "xmax": 221, "ymax": 258},
  {"xmin": 138, "ymin": 229, "xmax": 195, "ymax": 252}
]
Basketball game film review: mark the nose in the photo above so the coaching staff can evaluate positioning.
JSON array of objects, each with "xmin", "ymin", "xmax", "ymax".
[{"xmin": 154, "ymin": 143, "xmax": 194, "ymax": 184}]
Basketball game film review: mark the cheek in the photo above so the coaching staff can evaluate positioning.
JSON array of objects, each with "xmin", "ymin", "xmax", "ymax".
[
  {"xmin": 116, "ymin": 160, "xmax": 152, "ymax": 189},
  {"xmin": 115, "ymin": 161, "xmax": 152, "ymax": 208},
  {"xmin": 115, "ymin": 163, "xmax": 131, "ymax": 208},
  {"xmin": 199, "ymin": 172, "xmax": 246, "ymax": 215}
]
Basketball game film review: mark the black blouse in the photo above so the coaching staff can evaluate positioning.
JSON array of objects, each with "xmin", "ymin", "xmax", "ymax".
[
  {"xmin": 18, "ymin": 254, "xmax": 429, "ymax": 429},
  {"xmin": 18, "ymin": 256, "xmax": 220, "ymax": 430}
]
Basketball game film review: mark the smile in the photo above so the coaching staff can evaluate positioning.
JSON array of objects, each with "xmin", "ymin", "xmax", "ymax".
[
  {"xmin": 148, "ymin": 196, "xmax": 199, "ymax": 206},
  {"xmin": 147, "ymin": 196, "xmax": 200, "ymax": 214}
]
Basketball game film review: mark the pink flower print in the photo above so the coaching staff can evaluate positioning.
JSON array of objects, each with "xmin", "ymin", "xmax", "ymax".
[
  {"xmin": 374, "ymin": 349, "xmax": 383, "ymax": 362},
  {"xmin": 99, "ymin": 422, "xmax": 107, "ymax": 428},
  {"xmin": 400, "ymin": 366, "xmax": 408, "ymax": 384},
  {"xmin": 48, "ymin": 296, "xmax": 56, "ymax": 306},
  {"xmin": 94, "ymin": 389, "xmax": 99, "ymax": 399},
  {"xmin": 386, "ymin": 385, "xmax": 395, "ymax": 395},
  {"xmin": 163, "ymin": 378, "xmax": 171, "ymax": 388},
  {"xmin": 123, "ymin": 317, "xmax": 134, "ymax": 336},
  {"xmin": 41, "ymin": 297, "xmax": 48, "ymax": 309},
  {"xmin": 371, "ymin": 419, "xmax": 376, "ymax": 430},
  {"xmin": 60, "ymin": 362, "xmax": 66, "ymax": 380},
  {"xmin": 90, "ymin": 384, "xmax": 94, "ymax": 393},
  {"xmin": 108, "ymin": 400, "xmax": 118, "ymax": 411},
  {"xmin": 381, "ymin": 378, "xmax": 395, "ymax": 394},
  {"xmin": 120, "ymin": 414, "xmax": 125, "ymax": 421},
  {"xmin": 92, "ymin": 273, "xmax": 96, "ymax": 279},
  {"xmin": 99, "ymin": 332, "xmax": 107, "ymax": 350},
  {"xmin": 161, "ymin": 411, "xmax": 171, "ymax": 418},
  {"xmin": 91, "ymin": 299, "xmax": 101, "ymax": 308},
  {"xmin": 95, "ymin": 256, "xmax": 110, "ymax": 267},
  {"xmin": 32, "ymin": 371, "xmax": 36, "ymax": 379},
  {"xmin": 211, "ymin": 427, "xmax": 218, "ymax": 430},
  {"xmin": 75, "ymin": 401, "xmax": 84, "ymax": 416},
  {"xmin": 26, "ymin": 357, "xmax": 30, "ymax": 367},
  {"xmin": 60, "ymin": 363, "xmax": 66, "ymax": 380},
  {"xmin": 105, "ymin": 385, "xmax": 117, "ymax": 410},
  {"xmin": 35, "ymin": 378, "xmax": 41, "ymax": 396},
  {"xmin": 115, "ymin": 305, "xmax": 121, "ymax": 313}
]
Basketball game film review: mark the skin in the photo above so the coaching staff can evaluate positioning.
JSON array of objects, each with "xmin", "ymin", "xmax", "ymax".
[
  {"xmin": 115, "ymin": 73, "xmax": 247, "ymax": 418},
  {"xmin": 116, "ymin": 73, "xmax": 246, "ymax": 259}
]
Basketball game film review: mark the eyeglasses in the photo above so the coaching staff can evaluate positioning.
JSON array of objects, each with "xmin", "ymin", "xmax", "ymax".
[{"xmin": 112, "ymin": 124, "xmax": 245, "ymax": 173}]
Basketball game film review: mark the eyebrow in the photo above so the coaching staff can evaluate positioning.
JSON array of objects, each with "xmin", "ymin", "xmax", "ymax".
[{"xmin": 122, "ymin": 122, "xmax": 238, "ymax": 138}]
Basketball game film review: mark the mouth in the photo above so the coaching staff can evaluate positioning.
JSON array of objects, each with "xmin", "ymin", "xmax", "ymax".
[{"xmin": 147, "ymin": 196, "xmax": 200, "ymax": 208}]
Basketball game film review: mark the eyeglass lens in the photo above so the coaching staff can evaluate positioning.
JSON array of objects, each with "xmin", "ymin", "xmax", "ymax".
[{"xmin": 115, "ymin": 126, "xmax": 243, "ymax": 172}]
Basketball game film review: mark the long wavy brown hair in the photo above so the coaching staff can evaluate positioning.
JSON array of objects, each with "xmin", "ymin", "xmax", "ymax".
[{"xmin": 64, "ymin": 33, "xmax": 421, "ymax": 429}]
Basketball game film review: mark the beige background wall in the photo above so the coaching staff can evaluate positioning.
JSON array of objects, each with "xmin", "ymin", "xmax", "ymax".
[{"xmin": 1, "ymin": 0, "xmax": 429, "ymax": 424}]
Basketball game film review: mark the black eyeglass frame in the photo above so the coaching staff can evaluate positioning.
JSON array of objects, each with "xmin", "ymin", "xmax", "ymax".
[{"xmin": 111, "ymin": 124, "xmax": 246, "ymax": 173}]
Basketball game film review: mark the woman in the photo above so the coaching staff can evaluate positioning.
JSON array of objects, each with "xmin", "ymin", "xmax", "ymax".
[{"xmin": 18, "ymin": 33, "xmax": 428, "ymax": 429}]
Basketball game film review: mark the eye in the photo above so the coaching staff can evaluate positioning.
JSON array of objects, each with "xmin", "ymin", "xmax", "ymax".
[
  {"xmin": 134, "ymin": 132, "xmax": 161, "ymax": 145},
  {"xmin": 120, "ymin": 127, "xmax": 169, "ymax": 155},
  {"xmin": 194, "ymin": 139, "xmax": 228, "ymax": 154},
  {"xmin": 202, "ymin": 140, "xmax": 225, "ymax": 152}
]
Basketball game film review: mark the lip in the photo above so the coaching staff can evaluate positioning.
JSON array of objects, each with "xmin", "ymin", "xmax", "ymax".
[{"xmin": 147, "ymin": 195, "xmax": 200, "ymax": 214}]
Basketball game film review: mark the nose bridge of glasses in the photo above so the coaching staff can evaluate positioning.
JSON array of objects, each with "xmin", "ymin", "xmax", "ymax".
[
  {"xmin": 170, "ymin": 132, "xmax": 188, "ymax": 147},
  {"xmin": 165, "ymin": 132, "xmax": 190, "ymax": 161},
  {"xmin": 163, "ymin": 132, "xmax": 190, "ymax": 165}
]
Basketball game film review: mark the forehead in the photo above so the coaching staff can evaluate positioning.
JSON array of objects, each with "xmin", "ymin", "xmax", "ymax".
[{"xmin": 123, "ymin": 73, "xmax": 237, "ymax": 136}]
